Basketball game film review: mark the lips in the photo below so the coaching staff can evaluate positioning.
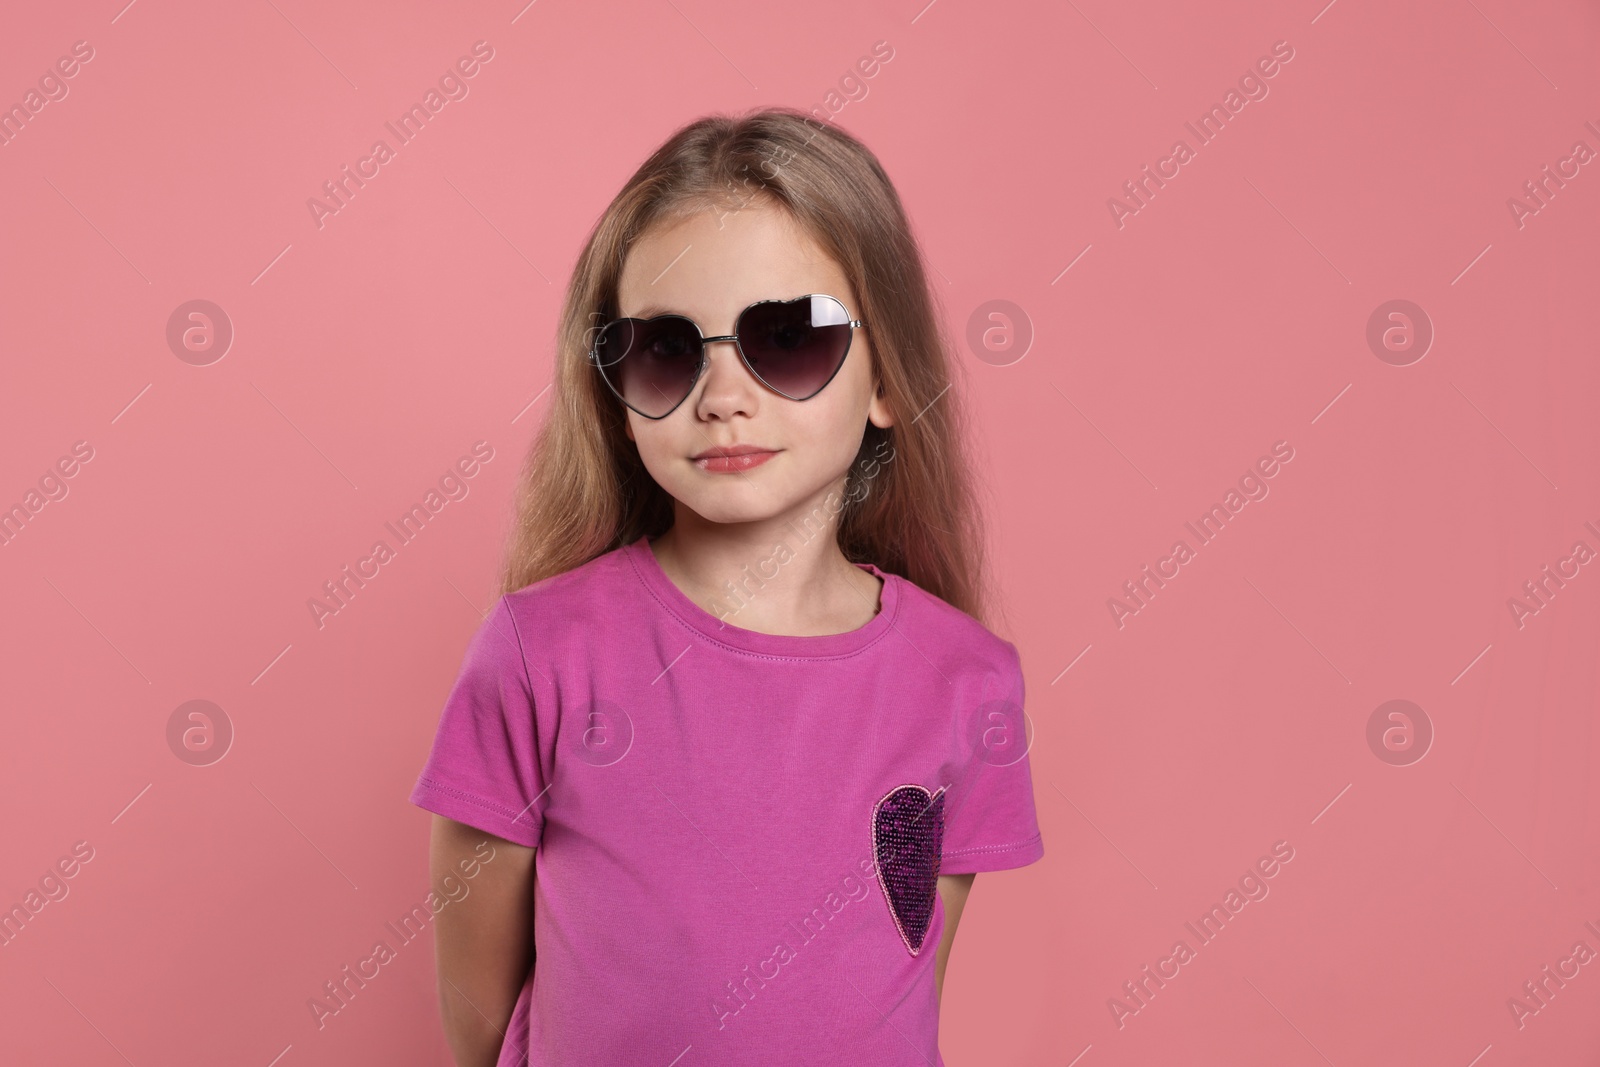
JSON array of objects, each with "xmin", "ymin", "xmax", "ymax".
[
  {"xmin": 692, "ymin": 448, "xmax": 778, "ymax": 473},
  {"xmin": 691, "ymin": 445, "xmax": 774, "ymax": 460}
]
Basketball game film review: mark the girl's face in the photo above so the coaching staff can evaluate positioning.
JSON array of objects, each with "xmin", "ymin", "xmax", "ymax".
[{"xmin": 615, "ymin": 199, "xmax": 895, "ymax": 528}]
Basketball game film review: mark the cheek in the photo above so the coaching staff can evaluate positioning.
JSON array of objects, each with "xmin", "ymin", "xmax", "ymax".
[
  {"xmin": 629, "ymin": 421, "xmax": 679, "ymax": 478},
  {"xmin": 813, "ymin": 354, "xmax": 876, "ymax": 440},
  {"xmin": 815, "ymin": 391, "xmax": 868, "ymax": 444},
  {"xmin": 779, "ymin": 395, "xmax": 870, "ymax": 486}
]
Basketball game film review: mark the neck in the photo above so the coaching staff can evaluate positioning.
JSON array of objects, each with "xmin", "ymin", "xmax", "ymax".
[{"xmin": 649, "ymin": 506, "xmax": 881, "ymax": 638}]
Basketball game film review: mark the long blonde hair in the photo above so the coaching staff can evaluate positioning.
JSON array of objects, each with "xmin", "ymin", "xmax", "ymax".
[{"xmin": 499, "ymin": 106, "xmax": 1001, "ymax": 627}]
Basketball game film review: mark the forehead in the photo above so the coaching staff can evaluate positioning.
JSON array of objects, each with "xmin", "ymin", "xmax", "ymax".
[{"xmin": 616, "ymin": 200, "xmax": 856, "ymax": 322}]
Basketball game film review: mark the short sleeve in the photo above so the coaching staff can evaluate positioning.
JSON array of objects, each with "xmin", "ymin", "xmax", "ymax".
[
  {"xmin": 409, "ymin": 596, "xmax": 547, "ymax": 849},
  {"xmin": 940, "ymin": 641, "xmax": 1045, "ymax": 874}
]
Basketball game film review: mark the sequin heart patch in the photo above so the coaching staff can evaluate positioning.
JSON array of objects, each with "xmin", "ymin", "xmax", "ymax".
[{"xmin": 872, "ymin": 783, "xmax": 946, "ymax": 956}]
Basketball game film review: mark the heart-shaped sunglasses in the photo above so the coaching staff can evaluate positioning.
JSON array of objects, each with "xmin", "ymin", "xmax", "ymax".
[{"xmin": 587, "ymin": 293, "xmax": 866, "ymax": 419}]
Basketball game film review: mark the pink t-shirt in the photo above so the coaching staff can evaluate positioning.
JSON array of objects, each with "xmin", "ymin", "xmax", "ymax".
[{"xmin": 409, "ymin": 534, "xmax": 1044, "ymax": 1066}]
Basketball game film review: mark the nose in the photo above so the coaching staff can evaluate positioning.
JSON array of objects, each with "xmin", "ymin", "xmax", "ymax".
[{"xmin": 693, "ymin": 336, "xmax": 762, "ymax": 415}]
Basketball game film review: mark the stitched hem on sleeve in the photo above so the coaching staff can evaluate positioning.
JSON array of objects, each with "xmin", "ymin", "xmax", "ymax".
[
  {"xmin": 940, "ymin": 831, "xmax": 1043, "ymax": 874},
  {"xmin": 410, "ymin": 776, "xmax": 542, "ymax": 850}
]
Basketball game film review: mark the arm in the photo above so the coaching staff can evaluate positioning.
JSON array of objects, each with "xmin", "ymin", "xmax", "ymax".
[
  {"xmin": 429, "ymin": 815, "xmax": 537, "ymax": 1067},
  {"xmin": 933, "ymin": 872, "xmax": 976, "ymax": 1006}
]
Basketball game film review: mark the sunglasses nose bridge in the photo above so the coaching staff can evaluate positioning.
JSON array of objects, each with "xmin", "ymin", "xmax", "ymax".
[
  {"xmin": 693, "ymin": 333, "xmax": 754, "ymax": 387},
  {"xmin": 695, "ymin": 334, "xmax": 746, "ymax": 376}
]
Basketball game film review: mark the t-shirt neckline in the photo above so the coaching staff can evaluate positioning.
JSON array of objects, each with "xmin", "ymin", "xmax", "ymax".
[{"xmin": 624, "ymin": 533, "xmax": 898, "ymax": 658}]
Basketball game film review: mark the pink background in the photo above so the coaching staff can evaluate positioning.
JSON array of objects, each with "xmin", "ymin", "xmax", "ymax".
[{"xmin": 2, "ymin": 0, "xmax": 1598, "ymax": 1064}]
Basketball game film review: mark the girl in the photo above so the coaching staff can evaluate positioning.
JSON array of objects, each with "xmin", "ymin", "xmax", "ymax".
[{"xmin": 410, "ymin": 106, "xmax": 1044, "ymax": 1067}]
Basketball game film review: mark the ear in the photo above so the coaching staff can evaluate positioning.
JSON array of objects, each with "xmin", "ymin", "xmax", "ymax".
[
  {"xmin": 868, "ymin": 379, "xmax": 895, "ymax": 430},
  {"xmin": 863, "ymin": 326, "xmax": 894, "ymax": 425}
]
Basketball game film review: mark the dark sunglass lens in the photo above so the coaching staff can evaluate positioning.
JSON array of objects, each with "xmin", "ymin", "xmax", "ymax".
[
  {"xmin": 595, "ymin": 317, "xmax": 702, "ymax": 417},
  {"xmin": 736, "ymin": 296, "xmax": 852, "ymax": 400}
]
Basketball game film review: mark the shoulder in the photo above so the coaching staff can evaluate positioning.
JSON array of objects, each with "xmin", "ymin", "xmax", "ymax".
[
  {"xmin": 887, "ymin": 571, "xmax": 1021, "ymax": 679},
  {"xmin": 498, "ymin": 542, "xmax": 639, "ymax": 641}
]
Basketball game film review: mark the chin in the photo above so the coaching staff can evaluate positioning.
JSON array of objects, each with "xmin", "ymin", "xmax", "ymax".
[{"xmin": 677, "ymin": 494, "xmax": 787, "ymax": 526}]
